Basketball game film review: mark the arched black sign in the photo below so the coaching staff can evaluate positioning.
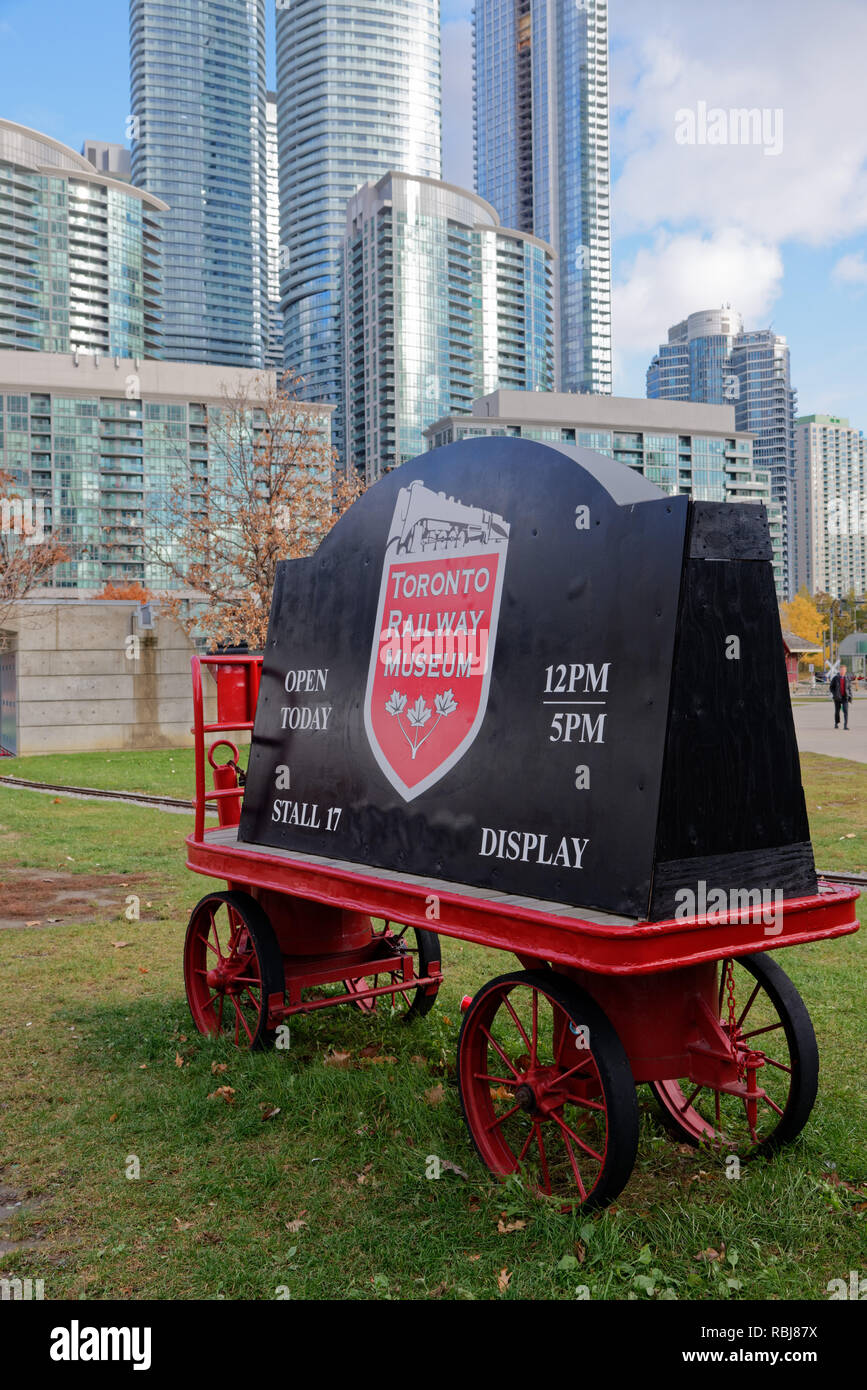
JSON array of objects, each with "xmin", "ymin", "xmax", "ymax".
[{"xmin": 238, "ymin": 438, "xmax": 814, "ymax": 921}]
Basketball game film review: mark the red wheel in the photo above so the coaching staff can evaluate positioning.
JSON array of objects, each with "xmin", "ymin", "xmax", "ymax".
[
  {"xmin": 650, "ymin": 953, "xmax": 819, "ymax": 1154},
  {"xmin": 457, "ymin": 971, "xmax": 638, "ymax": 1210},
  {"xmin": 183, "ymin": 891, "xmax": 284, "ymax": 1050},
  {"xmin": 343, "ymin": 921, "xmax": 441, "ymax": 1021}
]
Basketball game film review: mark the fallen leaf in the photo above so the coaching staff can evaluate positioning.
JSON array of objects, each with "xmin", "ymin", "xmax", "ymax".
[
  {"xmin": 428, "ymin": 1282, "xmax": 447, "ymax": 1298},
  {"xmin": 109, "ymin": 1113, "xmax": 118, "ymax": 1122},
  {"xmin": 175, "ymin": 1052, "xmax": 185, "ymax": 1068},
  {"xmin": 410, "ymin": 1055, "xmax": 428, "ymax": 1067},
  {"xmin": 694, "ymin": 1246, "xmax": 724, "ymax": 1262},
  {"xmin": 173, "ymin": 1217, "xmax": 194, "ymax": 1232},
  {"xmin": 52, "ymin": 797, "xmax": 62, "ymax": 804},
  {"xmin": 112, "ymin": 941, "xmax": 130, "ymax": 950},
  {"xmin": 260, "ymin": 1104, "xmax": 281, "ymax": 1121},
  {"xmin": 490, "ymin": 1085, "xmax": 513, "ymax": 1101},
  {"xmin": 25, "ymin": 920, "xmax": 41, "ymax": 927},
  {"xmin": 360, "ymin": 1053, "xmax": 397, "ymax": 1066},
  {"xmin": 211, "ymin": 1061, "xmax": 228, "ymax": 1075},
  {"xmin": 497, "ymin": 1218, "xmax": 527, "ymax": 1234},
  {"xmin": 138, "ymin": 967, "xmax": 149, "ymax": 974},
  {"xmin": 208, "ymin": 1085, "xmax": 236, "ymax": 1104},
  {"xmin": 285, "ymin": 1213, "xmax": 307, "ymax": 1233},
  {"xmin": 574, "ymin": 1240, "xmax": 586, "ymax": 1264},
  {"xmin": 357, "ymin": 1163, "xmax": 374, "ymax": 1185},
  {"xmin": 439, "ymin": 1159, "xmax": 469, "ymax": 1179},
  {"xmin": 138, "ymin": 1063, "xmax": 148, "ymax": 1070},
  {"xmin": 359, "ymin": 1043, "xmax": 381, "ymax": 1058},
  {"xmin": 497, "ymin": 1268, "xmax": 511, "ymax": 1293},
  {"xmin": 467, "ymin": 1253, "xmax": 481, "ymax": 1262},
  {"xmin": 179, "ymin": 1035, "xmax": 188, "ymax": 1042},
  {"xmin": 425, "ymin": 1083, "xmax": 445, "ymax": 1106},
  {"xmin": 324, "ymin": 1050, "xmax": 352, "ymax": 1068}
]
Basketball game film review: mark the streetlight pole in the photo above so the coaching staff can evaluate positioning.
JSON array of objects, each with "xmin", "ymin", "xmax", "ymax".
[{"xmin": 830, "ymin": 597, "xmax": 843, "ymax": 667}]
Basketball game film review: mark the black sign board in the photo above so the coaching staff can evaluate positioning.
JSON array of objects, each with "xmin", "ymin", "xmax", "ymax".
[{"xmin": 238, "ymin": 438, "xmax": 816, "ymax": 921}]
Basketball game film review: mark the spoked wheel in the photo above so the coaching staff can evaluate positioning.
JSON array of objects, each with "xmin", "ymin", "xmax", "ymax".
[
  {"xmin": 457, "ymin": 971, "xmax": 639, "ymax": 1210},
  {"xmin": 184, "ymin": 891, "xmax": 285, "ymax": 1050},
  {"xmin": 650, "ymin": 953, "xmax": 819, "ymax": 1155},
  {"xmin": 344, "ymin": 921, "xmax": 441, "ymax": 1021}
]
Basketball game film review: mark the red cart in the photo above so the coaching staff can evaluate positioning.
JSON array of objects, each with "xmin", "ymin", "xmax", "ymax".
[{"xmin": 182, "ymin": 652, "xmax": 859, "ymax": 1209}]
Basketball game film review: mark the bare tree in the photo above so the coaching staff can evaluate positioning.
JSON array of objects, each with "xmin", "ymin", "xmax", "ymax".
[
  {"xmin": 0, "ymin": 467, "xmax": 69, "ymax": 649},
  {"xmin": 150, "ymin": 373, "xmax": 363, "ymax": 650}
]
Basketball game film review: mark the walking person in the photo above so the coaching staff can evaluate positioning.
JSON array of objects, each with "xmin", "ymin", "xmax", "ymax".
[{"xmin": 831, "ymin": 664, "xmax": 853, "ymax": 730}]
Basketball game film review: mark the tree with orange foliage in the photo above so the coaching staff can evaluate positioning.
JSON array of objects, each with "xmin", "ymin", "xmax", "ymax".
[
  {"xmin": 0, "ymin": 467, "xmax": 69, "ymax": 650},
  {"xmin": 780, "ymin": 589, "xmax": 823, "ymax": 647},
  {"xmin": 94, "ymin": 580, "xmax": 152, "ymax": 602},
  {"xmin": 149, "ymin": 373, "xmax": 362, "ymax": 650}
]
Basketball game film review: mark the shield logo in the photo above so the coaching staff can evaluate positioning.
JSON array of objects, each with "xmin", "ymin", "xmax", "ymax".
[{"xmin": 364, "ymin": 479, "xmax": 510, "ymax": 801}]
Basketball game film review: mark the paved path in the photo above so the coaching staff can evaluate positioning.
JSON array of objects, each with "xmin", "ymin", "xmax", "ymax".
[{"xmin": 793, "ymin": 698, "xmax": 867, "ymax": 762}]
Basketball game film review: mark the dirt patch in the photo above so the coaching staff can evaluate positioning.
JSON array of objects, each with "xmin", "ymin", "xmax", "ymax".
[
  {"xmin": 0, "ymin": 868, "xmax": 152, "ymax": 931},
  {"xmin": 0, "ymin": 1181, "xmax": 48, "ymax": 1258}
]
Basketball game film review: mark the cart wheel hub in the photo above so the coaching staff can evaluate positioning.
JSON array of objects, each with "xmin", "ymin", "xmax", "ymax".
[
  {"xmin": 206, "ymin": 967, "xmax": 227, "ymax": 991},
  {"xmin": 515, "ymin": 1082, "xmax": 537, "ymax": 1113}
]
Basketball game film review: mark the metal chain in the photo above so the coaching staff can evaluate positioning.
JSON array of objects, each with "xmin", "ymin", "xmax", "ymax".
[{"xmin": 723, "ymin": 958, "xmax": 746, "ymax": 1079}]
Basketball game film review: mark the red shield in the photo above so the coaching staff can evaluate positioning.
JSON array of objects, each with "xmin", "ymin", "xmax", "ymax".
[{"xmin": 365, "ymin": 481, "xmax": 510, "ymax": 801}]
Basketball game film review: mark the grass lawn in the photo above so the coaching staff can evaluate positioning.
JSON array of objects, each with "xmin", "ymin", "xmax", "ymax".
[
  {"xmin": 0, "ymin": 750, "xmax": 864, "ymax": 1301},
  {"xmin": 1, "ymin": 745, "xmax": 249, "ymax": 799}
]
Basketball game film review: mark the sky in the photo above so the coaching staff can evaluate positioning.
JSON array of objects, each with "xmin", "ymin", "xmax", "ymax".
[{"xmin": 1, "ymin": 0, "xmax": 865, "ymax": 427}]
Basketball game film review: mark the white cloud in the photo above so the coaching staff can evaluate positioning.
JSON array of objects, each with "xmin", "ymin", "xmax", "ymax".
[
  {"xmin": 832, "ymin": 253, "xmax": 867, "ymax": 287},
  {"xmin": 610, "ymin": 0, "xmax": 867, "ymax": 248},
  {"xmin": 613, "ymin": 229, "xmax": 784, "ymax": 358}
]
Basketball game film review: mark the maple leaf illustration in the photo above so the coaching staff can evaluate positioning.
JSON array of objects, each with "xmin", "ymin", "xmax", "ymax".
[
  {"xmin": 434, "ymin": 689, "xmax": 458, "ymax": 717},
  {"xmin": 406, "ymin": 696, "xmax": 432, "ymax": 728},
  {"xmin": 385, "ymin": 690, "xmax": 407, "ymax": 716}
]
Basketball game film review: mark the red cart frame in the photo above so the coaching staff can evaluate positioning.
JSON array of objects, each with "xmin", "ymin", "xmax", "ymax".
[{"xmin": 183, "ymin": 653, "xmax": 860, "ymax": 1208}]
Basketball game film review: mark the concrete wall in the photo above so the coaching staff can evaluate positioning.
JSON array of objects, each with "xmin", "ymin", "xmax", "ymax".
[{"xmin": 1, "ymin": 601, "xmax": 217, "ymax": 755}]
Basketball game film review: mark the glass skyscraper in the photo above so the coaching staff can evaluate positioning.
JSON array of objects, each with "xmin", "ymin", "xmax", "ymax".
[
  {"xmin": 275, "ymin": 0, "xmax": 441, "ymax": 447},
  {"xmin": 647, "ymin": 308, "xmax": 797, "ymax": 597},
  {"xmin": 343, "ymin": 173, "xmax": 555, "ymax": 480},
  {"xmin": 646, "ymin": 307, "xmax": 744, "ymax": 405},
  {"xmin": 130, "ymin": 0, "xmax": 269, "ymax": 367},
  {"xmin": 0, "ymin": 352, "xmax": 331, "ymax": 592},
  {"xmin": 473, "ymin": 0, "xmax": 612, "ymax": 395},
  {"xmin": 0, "ymin": 119, "xmax": 164, "ymax": 358},
  {"xmin": 794, "ymin": 414, "xmax": 867, "ymax": 598}
]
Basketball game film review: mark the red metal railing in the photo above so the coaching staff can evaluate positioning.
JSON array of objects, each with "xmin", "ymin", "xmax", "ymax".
[{"xmin": 191, "ymin": 653, "xmax": 264, "ymax": 841}]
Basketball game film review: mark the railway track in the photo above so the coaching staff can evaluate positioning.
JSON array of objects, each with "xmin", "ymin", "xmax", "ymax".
[
  {"xmin": 0, "ymin": 774, "xmax": 194, "ymax": 814},
  {"xmin": 813, "ymin": 868, "xmax": 867, "ymax": 888},
  {"xmin": 1, "ymin": 774, "xmax": 866, "ymax": 885}
]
